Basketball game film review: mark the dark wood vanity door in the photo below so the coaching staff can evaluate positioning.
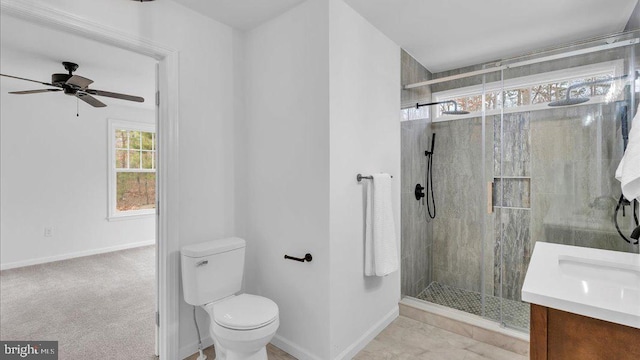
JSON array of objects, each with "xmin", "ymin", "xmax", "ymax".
[{"xmin": 530, "ymin": 304, "xmax": 640, "ymax": 360}]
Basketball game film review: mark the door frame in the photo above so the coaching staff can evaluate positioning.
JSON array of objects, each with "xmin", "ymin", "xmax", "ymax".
[{"xmin": 0, "ymin": 1, "xmax": 181, "ymax": 358}]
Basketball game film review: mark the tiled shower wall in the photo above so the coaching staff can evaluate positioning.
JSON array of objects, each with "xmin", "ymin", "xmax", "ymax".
[
  {"xmin": 400, "ymin": 50, "xmax": 433, "ymax": 297},
  {"xmin": 494, "ymin": 103, "xmax": 637, "ymax": 302},
  {"xmin": 493, "ymin": 113, "xmax": 531, "ymax": 302},
  {"xmin": 430, "ymin": 117, "xmax": 491, "ymax": 294}
]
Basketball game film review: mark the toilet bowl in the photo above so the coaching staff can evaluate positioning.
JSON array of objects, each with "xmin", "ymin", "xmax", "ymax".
[
  {"xmin": 203, "ymin": 294, "xmax": 279, "ymax": 360},
  {"xmin": 180, "ymin": 238, "xmax": 280, "ymax": 360}
]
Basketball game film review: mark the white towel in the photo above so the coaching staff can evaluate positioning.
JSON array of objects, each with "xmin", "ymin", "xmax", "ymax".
[
  {"xmin": 616, "ymin": 111, "xmax": 640, "ymax": 201},
  {"xmin": 364, "ymin": 173, "xmax": 398, "ymax": 276}
]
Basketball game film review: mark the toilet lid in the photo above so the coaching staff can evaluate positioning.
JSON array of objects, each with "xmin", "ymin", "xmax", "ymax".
[{"xmin": 214, "ymin": 294, "xmax": 278, "ymax": 330}]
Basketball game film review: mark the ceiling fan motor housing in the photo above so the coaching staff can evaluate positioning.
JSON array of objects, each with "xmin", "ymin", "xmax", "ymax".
[{"xmin": 63, "ymin": 87, "xmax": 77, "ymax": 95}]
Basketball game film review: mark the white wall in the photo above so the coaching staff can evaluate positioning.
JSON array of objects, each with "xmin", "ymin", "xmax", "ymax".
[
  {"xmin": 0, "ymin": 0, "xmax": 240, "ymax": 357},
  {"xmin": 0, "ymin": 89, "xmax": 155, "ymax": 268},
  {"xmin": 328, "ymin": 0, "xmax": 401, "ymax": 358},
  {"xmin": 240, "ymin": 1, "xmax": 400, "ymax": 358},
  {"xmin": 4, "ymin": 1, "xmax": 401, "ymax": 358},
  {"xmin": 241, "ymin": 0, "xmax": 332, "ymax": 358}
]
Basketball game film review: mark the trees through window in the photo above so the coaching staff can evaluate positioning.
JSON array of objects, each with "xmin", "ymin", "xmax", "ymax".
[
  {"xmin": 108, "ymin": 119, "xmax": 156, "ymax": 219},
  {"xmin": 430, "ymin": 60, "xmax": 624, "ymax": 121}
]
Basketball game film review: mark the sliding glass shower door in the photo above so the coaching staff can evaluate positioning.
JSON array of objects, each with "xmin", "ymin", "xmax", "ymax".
[
  {"xmin": 401, "ymin": 30, "xmax": 640, "ymax": 333},
  {"xmin": 494, "ymin": 32, "xmax": 640, "ymax": 330}
]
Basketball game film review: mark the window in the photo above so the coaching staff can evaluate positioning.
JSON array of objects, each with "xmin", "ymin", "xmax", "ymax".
[
  {"xmin": 108, "ymin": 119, "xmax": 156, "ymax": 220},
  {"xmin": 430, "ymin": 60, "xmax": 624, "ymax": 122}
]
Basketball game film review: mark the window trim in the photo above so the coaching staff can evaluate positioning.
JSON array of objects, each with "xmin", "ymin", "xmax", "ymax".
[
  {"xmin": 431, "ymin": 60, "xmax": 625, "ymax": 122},
  {"xmin": 107, "ymin": 118, "xmax": 156, "ymax": 221}
]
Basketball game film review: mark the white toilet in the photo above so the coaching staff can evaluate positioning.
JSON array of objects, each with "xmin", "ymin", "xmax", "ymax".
[{"xmin": 181, "ymin": 237, "xmax": 279, "ymax": 360}]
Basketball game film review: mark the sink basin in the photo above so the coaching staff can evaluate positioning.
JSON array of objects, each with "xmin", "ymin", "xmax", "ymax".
[
  {"xmin": 558, "ymin": 255, "xmax": 640, "ymax": 289},
  {"xmin": 522, "ymin": 242, "xmax": 640, "ymax": 329}
]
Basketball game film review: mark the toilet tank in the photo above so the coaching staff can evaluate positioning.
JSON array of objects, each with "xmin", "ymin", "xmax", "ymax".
[{"xmin": 181, "ymin": 237, "xmax": 246, "ymax": 306}]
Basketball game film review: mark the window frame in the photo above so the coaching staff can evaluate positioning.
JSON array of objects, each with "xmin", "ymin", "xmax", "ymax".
[
  {"xmin": 107, "ymin": 118, "xmax": 157, "ymax": 221},
  {"xmin": 430, "ymin": 60, "xmax": 625, "ymax": 122}
]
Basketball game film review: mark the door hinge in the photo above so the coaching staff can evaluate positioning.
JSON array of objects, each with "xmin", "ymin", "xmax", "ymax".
[
  {"xmin": 155, "ymin": 91, "xmax": 160, "ymax": 106},
  {"xmin": 156, "ymin": 311, "xmax": 159, "ymax": 327}
]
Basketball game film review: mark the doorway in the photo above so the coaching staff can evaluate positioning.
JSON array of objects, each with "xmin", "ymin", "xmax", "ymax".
[{"xmin": 0, "ymin": 2, "xmax": 180, "ymax": 358}]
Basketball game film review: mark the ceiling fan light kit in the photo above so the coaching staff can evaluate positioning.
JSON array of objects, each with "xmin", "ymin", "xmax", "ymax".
[{"xmin": 0, "ymin": 61, "xmax": 145, "ymax": 108}]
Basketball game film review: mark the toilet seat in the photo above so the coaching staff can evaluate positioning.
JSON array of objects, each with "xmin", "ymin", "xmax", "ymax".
[{"xmin": 213, "ymin": 294, "xmax": 279, "ymax": 330}]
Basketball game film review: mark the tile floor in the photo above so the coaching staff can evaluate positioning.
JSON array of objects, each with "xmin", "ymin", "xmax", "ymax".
[
  {"xmin": 416, "ymin": 281, "xmax": 530, "ymax": 330},
  {"xmin": 354, "ymin": 316, "xmax": 528, "ymax": 360},
  {"xmin": 184, "ymin": 344, "xmax": 295, "ymax": 360},
  {"xmin": 188, "ymin": 316, "xmax": 527, "ymax": 360}
]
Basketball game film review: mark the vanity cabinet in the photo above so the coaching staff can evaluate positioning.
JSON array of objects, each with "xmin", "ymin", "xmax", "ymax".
[{"xmin": 530, "ymin": 304, "xmax": 640, "ymax": 360}]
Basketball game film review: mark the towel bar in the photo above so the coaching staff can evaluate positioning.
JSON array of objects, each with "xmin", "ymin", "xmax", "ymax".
[{"xmin": 357, "ymin": 173, "xmax": 393, "ymax": 182}]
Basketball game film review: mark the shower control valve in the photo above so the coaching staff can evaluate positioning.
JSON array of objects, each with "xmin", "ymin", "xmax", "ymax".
[{"xmin": 415, "ymin": 184, "xmax": 425, "ymax": 201}]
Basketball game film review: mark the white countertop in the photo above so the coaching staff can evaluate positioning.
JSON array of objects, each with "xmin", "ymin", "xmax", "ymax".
[{"xmin": 522, "ymin": 242, "xmax": 640, "ymax": 329}]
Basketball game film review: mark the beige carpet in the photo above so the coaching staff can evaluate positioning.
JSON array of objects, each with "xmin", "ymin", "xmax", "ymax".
[{"xmin": 0, "ymin": 245, "xmax": 156, "ymax": 360}]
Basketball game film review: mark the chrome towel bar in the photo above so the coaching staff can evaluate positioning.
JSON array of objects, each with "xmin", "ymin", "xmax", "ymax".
[{"xmin": 357, "ymin": 173, "xmax": 393, "ymax": 182}]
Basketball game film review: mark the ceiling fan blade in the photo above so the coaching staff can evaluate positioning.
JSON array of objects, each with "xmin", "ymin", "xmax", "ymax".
[
  {"xmin": 66, "ymin": 75, "xmax": 93, "ymax": 89},
  {"xmin": 9, "ymin": 89, "xmax": 62, "ymax": 94},
  {"xmin": 76, "ymin": 92, "xmax": 106, "ymax": 108},
  {"xmin": 85, "ymin": 89, "xmax": 144, "ymax": 103},
  {"xmin": 1, "ymin": 73, "xmax": 58, "ymax": 87}
]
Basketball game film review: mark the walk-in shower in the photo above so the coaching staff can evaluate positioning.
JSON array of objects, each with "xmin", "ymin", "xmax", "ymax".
[{"xmin": 400, "ymin": 30, "xmax": 640, "ymax": 332}]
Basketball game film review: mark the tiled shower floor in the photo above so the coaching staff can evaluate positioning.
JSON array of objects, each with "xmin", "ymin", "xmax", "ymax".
[{"xmin": 416, "ymin": 281, "xmax": 530, "ymax": 330}]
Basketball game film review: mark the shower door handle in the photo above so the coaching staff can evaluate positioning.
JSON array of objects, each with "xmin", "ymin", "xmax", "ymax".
[{"xmin": 487, "ymin": 181, "xmax": 494, "ymax": 214}]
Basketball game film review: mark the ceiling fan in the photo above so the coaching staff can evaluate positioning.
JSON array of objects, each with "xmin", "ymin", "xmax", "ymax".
[{"xmin": 0, "ymin": 61, "xmax": 144, "ymax": 107}]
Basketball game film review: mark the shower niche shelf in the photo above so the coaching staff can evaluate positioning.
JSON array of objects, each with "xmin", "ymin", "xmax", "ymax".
[{"xmin": 492, "ymin": 177, "xmax": 531, "ymax": 209}]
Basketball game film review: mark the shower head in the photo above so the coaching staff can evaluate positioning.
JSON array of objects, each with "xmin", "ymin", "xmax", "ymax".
[
  {"xmin": 416, "ymin": 100, "xmax": 470, "ymax": 115},
  {"xmin": 442, "ymin": 109, "xmax": 471, "ymax": 115},
  {"xmin": 547, "ymin": 75, "xmax": 627, "ymax": 107},
  {"xmin": 548, "ymin": 97, "xmax": 590, "ymax": 107}
]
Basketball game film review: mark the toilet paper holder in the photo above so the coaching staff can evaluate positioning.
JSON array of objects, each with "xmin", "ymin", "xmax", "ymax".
[{"xmin": 284, "ymin": 253, "xmax": 313, "ymax": 262}]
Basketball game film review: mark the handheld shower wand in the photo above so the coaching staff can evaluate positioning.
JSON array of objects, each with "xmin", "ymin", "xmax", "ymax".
[{"xmin": 424, "ymin": 133, "xmax": 436, "ymax": 219}]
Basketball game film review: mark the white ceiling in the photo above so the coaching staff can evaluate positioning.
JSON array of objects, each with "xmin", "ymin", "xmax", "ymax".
[
  {"xmin": 345, "ymin": 0, "xmax": 639, "ymax": 73},
  {"xmin": 173, "ymin": 0, "xmax": 305, "ymax": 30},
  {"xmin": 0, "ymin": 15, "xmax": 156, "ymax": 110},
  {"xmin": 170, "ymin": 0, "xmax": 638, "ymax": 72},
  {"xmin": 2, "ymin": 0, "xmax": 636, "ymax": 103}
]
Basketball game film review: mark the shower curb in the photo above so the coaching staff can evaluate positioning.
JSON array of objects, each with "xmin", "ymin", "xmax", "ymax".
[{"xmin": 400, "ymin": 297, "xmax": 530, "ymax": 356}]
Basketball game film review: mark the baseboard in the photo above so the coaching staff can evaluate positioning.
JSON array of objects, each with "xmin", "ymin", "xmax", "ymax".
[
  {"xmin": 334, "ymin": 305, "xmax": 399, "ymax": 360},
  {"xmin": 270, "ymin": 306, "xmax": 398, "ymax": 360},
  {"xmin": 271, "ymin": 334, "xmax": 323, "ymax": 360},
  {"xmin": 179, "ymin": 336, "xmax": 214, "ymax": 360},
  {"xmin": 0, "ymin": 239, "xmax": 155, "ymax": 270}
]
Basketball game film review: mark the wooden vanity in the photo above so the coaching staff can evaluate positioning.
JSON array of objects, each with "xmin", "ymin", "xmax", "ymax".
[
  {"xmin": 522, "ymin": 242, "xmax": 640, "ymax": 360},
  {"xmin": 530, "ymin": 304, "xmax": 640, "ymax": 360}
]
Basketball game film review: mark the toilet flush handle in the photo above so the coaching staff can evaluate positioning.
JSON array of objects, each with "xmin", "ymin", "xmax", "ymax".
[{"xmin": 196, "ymin": 260, "xmax": 208, "ymax": 267}]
